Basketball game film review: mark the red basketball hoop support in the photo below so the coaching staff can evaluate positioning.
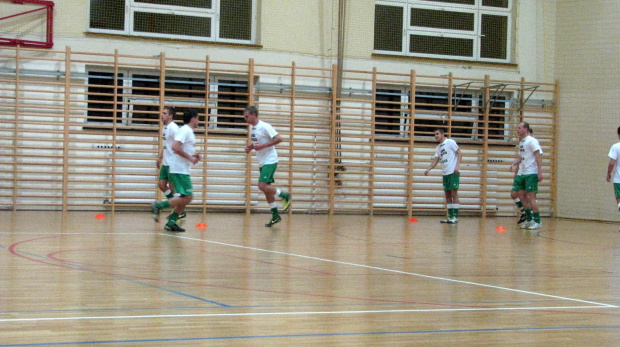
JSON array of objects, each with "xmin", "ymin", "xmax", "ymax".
[{"xmin": 0, "ymin": 0, "xmax": 54, "ymax": 48}]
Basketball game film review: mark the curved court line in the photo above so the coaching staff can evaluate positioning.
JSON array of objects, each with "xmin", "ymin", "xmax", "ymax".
[
  {"xmin": 8, "ymin": 237, "xmax": 475, "ymax": 308},
  {"xmin": 161, "ymin": 234, "xmax": 618, "ymax": 308},
  {"xmin": 7, "ymin": 237, "xmax": 230, "ymax": 308}
]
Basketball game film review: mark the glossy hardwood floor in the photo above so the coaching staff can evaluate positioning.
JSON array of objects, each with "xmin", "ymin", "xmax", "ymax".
[{"xmin": 0, "ymin": 211, "xmax": 619, "ymax": 346}]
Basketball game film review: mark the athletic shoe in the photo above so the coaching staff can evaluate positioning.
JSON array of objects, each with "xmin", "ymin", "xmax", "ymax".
[
  {"xmin": 527, "ymin": 222, "xmax": 542, "ymax": 230},
  {"xmin": 447, "ymin": 218, "xmax": 458, "ymax": 224},
  {"xmin": 282, "ymin": 194, "xmax": 291, "ymax": 211},
  {"xmin": 265, "ymin": 216, "xmax": 282, "ymax": 227},
  {"xmin": 520, "ymin": 221, "xmax": 532, "ymax": 229},
  {"xmin": 151, "ymin": 203, "xmax": 160, "ymax": 222},
  {"xmin": 517, "ymin": 213, "xmax": 527, "ymax": 224},
  {"xmin": 164, "ymin": 223, "xmax": 185, "ymax": 232},
  {"xmin": 440, "ymin": 219, "xmax": 450, "ymax": 223},
  {"xmin": 167, "ymin": 211, "xmax": 187, "ymax": 220}
]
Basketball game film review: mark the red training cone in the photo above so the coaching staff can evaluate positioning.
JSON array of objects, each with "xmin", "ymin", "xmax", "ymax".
[
  {"xmin": 95, "ymin": 213, "xmax": 105, "ymax": 220},
  {"xmin": 408, "ymin": 217, "xmax": 418, "ymax": 223},
  {"xmin": 495, "ymin": 225, "xmax": 506, "ymax": 232},
  {"xmin": 196, "ymin": 223, "xmax": 208, "ymax": 229}
]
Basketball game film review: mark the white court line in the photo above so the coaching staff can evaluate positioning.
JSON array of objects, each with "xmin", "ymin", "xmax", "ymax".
[
  {"xmin": 162, "ymin": 233, "xmax": 618, "ymax": 308},
  {"xmin": 0, "ymin": 305, "xmax": 615, "ymax": 323}
]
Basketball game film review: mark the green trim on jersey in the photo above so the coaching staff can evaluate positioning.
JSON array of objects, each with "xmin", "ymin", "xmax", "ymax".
[
  {"xmin": 168, "ymin": 173, "xmax": 193, "ymax": 196},
  {"xmin": 442, "ymin": 172, "xmax": 460, "ymax": 191},
  {"xmin": 259, "ymin": 163, "xmax": 278, "ymax": 183}
]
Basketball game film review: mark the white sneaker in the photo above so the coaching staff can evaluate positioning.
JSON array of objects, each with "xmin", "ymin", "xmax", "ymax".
[
  {"xmin": 447, "ymin": 218, "xmax": 458, "ymax": 224},
  {"xmin": 520, "ymin": 221, "xmax": 532, "ymax": 229},
  {"xmin": 527, "ymin": 222, "xmax": 542, "ymax": 230}
]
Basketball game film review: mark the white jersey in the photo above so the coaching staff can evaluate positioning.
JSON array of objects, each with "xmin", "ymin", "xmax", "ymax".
[
  {"xmin": 434, "ymin": 138, "xmax": 460, "ymax": 176},
  {"xmin": 250, "ymin": 120, "xmax": 279, "ymax": 166},
  {"xmin": 169, "ymin": 124, "xmax": 196, "ymax": 175},
  {"xmin": 609, "ymin": 142, "xmax": 620, "ymax": 183},
  {"xmin": 518, "ymin": 135, "xmax": 542, "ymax": 175},
  {"xmin": 161, "ymin": 121, "xmax": 179, "ymax": 166}
]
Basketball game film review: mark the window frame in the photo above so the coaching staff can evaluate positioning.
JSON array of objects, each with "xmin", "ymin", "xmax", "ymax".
[
  {"xmin": 374, "ymin": 0, "xmax": 513, "ymax": 63},
  {"xmin": 87, "ymin": 0, "xmax": 257, "ymax": 45},
  {"xmin": 374, "ymin": 85, "xmax": 513, "ymax": 142},
  {"xmin": 85, "ymin": 68, "xmax": 251, "ymax": 133}
]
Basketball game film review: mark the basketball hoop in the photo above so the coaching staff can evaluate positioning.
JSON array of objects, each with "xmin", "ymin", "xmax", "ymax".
[{"xmin": 0, "ymin": 0, "xmax": 54, "ymax": 48}]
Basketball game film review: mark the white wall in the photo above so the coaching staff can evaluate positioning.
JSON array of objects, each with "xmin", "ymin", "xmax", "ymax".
[
  {"xmin": 555, "ymin": 0, "xmax": 620, "ymax": 221},
  {"xmin": 13, "ymin": 0, "xmax": 557, "ymax": 84}
]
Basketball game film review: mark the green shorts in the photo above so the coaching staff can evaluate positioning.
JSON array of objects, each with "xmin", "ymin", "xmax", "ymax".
[
  {"xmin": 442, "ymin": 172, "xmax": 460, "ymax": 191},
  {"xmin": 614, "ymin": 183, "xmax": 620, "ymax": 198},
  {"xmin": 158, "ymin": 165, "xmax": 170, "ymax": 181},
  {"xmin": 259, "ymin": 163, "xmax": 277, "ymax": 183},
  {"xmin": 513, "ymin": 174, "xmax": 539, "ymax": 193},
  {"xmin": 168, "ymin": 173, "xmax": 193, "ymax": 196}
]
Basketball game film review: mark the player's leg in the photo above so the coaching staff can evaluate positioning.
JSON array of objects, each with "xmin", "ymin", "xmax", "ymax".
[
  {"xmin": 163, "ymin": 174, "xmax": 193, "ymax": 232},
  {"xmin": 524, "ymin": 174, "xmax": 541, "ymax": 229},
  {"xmin": 258, "ymin": 164, "xmax": 281, "ymax": 227},
  {"xmin": 440, "ymin": 175, "xmax": 451, "ymax": 223},
  {"xmin": 614, "ymin": 184, "xmax": 620, "ymax": 212},
  {"xmin": 511, "ymin": 189, "xmax": 526, "ymax": 224}
]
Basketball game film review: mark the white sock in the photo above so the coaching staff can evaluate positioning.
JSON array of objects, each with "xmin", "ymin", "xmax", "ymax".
[
  {"xmin": 269, "ymin": 202, "xmax": 277, "ymax": 209},
  {"xmin": 276, "ymin": 188, "xmax": 282, "ymax": 196},
  {"xmin": 164, "ymin": 189, "xmax": 172, "ymax": 196},
  {"xmin": 515, "ymin": 198, "xmax": 520, "ymax": 203}
]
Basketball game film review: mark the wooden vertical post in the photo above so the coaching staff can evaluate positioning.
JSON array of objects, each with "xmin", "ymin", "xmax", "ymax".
[
  {"xmin": 481, "ymin": 75, "xmax": 491, "ymax": 217},
  {"xmin": 369, "ymin": 67, "xmax": 377, "ymax": 215},
  {"xmin": 328, "ymin": 64, "xmax": 338, "ymax": 215},
  {"xmin": 156, "ymin": 53, "xmax": 166, "ymax": 204},
  {"xmin": 519, "ymin": 77, "xmax": 526, "ymax": 122},
  {"xmin": 288, "ymin": 62, "xmax": 296, "ymax": 215},
  {"xmin": 12, "ymin": 46, "xmax": 20, "ymax": 211},
  {"xmin": 202, "ymin": 56, "xmax": 210, "ymax": 215},
  {"xmin": 551, "ymin": 79, "xmax": 559, "ymax": 216},
  {"xmin": 62, "ymin": 46, "xmax": 71, "ymax": 212},
  {"xmin": 245, "ymin": 58, "xmax": 255, "ymax": 214},
  {"xmin": 447, "ymin": 73, "xmax": 453, "ymax": 137},
  {"xmin": 406, "ymin": 70, "xmax": 416, "ymax": 218},
  {"xmin": 111, "ymin": 49, "xmax": 119, "ymax": 213}
]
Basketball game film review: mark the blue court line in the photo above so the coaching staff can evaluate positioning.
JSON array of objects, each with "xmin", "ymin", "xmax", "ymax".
[
  {"xmin": 10, "ymin": 248, "xmax": 230, "ymax": 308},
  {"xmin": 1, "ymin": 325, "xmax": 619, "ymax": 346}
]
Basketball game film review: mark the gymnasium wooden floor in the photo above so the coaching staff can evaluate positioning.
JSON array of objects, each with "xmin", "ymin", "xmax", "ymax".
[{"xmin": 0, "ymin": 211, "xmax": 619, "ymax": 346}]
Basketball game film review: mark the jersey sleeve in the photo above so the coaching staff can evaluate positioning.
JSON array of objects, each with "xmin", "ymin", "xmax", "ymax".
[
  {"xmin": 174, "ymin": 127, "xmax": 189, "ymax": 143},
  {"xmin": 529, "ymin": 138, "xmax": 542, "ymax": 155},
  {"xmin": 263, "ymin": 123, "xmax": 278, "ymax": 139},
  {"xmin": 610, "ymin": 145, "xmax": 619, "ymax": 160}
]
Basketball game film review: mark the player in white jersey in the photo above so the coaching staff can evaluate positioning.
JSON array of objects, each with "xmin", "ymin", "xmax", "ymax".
[
  {"xmin": 606, "ymin": 126, "xmax": 620, "ymax": 216},
  {"xmin": 151, "ymin": 110, "xmax": 200, "ymax": 232},
  {"xmin": 153, "ymin": 106, "xmax": 186, "ymax": 220},
  {"xmin": 244, "ymin": 106, "xmax": 291, "ymax": 227},
  {"xmin": 509, "ymin": 122, "xmax": 543, "ymax": 230},
  {"xmin": 424, "ymin": 128, "xmax": 462, "ymax": 224}
]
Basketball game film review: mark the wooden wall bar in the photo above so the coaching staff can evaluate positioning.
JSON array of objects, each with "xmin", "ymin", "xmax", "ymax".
[{"xmin": 0, "ymin": 46, "xmax": 557, "ymax": 216}]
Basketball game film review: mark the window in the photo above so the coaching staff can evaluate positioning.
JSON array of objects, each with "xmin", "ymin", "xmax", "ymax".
[
  {"xmin": 374, "ymin": 0, "xmax": 512, "ymax": 63},
  {"xmin": 375, "ymin": 87, "xmax": 511, "ymax": 141},
  {"xmin": 86, "ymin": 70, "xmax": 249, "ymax": 132},
  {"xmin": 89, "ymin": 0, "xmax": 255, "ymax": 44},
  {"xmin": 207, "ymin": 78, "xmax": 249, "ymax": 132}
]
